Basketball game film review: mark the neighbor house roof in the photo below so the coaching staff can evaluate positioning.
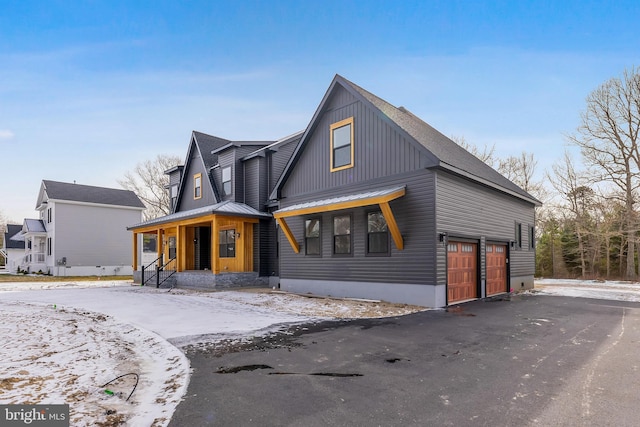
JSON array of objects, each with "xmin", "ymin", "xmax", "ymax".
[
  {"xmin": 23, "ymin": 219, "xmax": 46, "ymax": 234},
  {"xmin": 38, "ymin": 180, "xmax": 145, "ymax": 209},
  {"xmin": 272, "ymin": 74, "xmax": 541, "ymax": 206}
]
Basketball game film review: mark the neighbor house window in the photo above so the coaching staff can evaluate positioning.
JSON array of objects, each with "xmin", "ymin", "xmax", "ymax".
[
  {"xmin": 305, "ymin": 218, "xmax": 321, "ymax": 255},
  {"xmin": 194, "ymin": 173, "xmax": 202, "ymax": 199},
  {"xmin": 222, "ymin": 166, "xmax": 232, "ymax": 196},
  {"xmin": 47, "ymin": 208, "xmax": 52, "ymax": 223},
  {"xmin": 333, "ymin": 214, "xmax": 351, "ymax": 255},
  {"xmin": 330, "ymin": 117, "xmax": 354, "ymax": 172},
  {"xmin": 515, "ymin": 222, "xmax": 522, "ymax": 249},
  {"xmin": 219, "ymin": 229, "xmax": 236, "ymax": 258},
  {"xmin": 367, "ymin": 211, "xmax": 389, "ymax": 255},
  {"xmin": 47, "ymin": 237, "xmax": 52, "ymax": 256}
]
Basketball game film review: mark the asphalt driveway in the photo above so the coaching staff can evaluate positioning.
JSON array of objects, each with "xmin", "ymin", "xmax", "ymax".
[{"xmin": 170, "ymin": 294, "xmax": 640, "ymax": 426}]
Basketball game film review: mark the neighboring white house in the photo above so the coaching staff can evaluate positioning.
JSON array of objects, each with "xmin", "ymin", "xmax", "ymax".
[
  {"xmin": 15, "ymin": 180, "xmax": 145, "ymax": 276},
  {"xmin": 1, "ymin": 224, "xmax": 26, "ymax": 273}
]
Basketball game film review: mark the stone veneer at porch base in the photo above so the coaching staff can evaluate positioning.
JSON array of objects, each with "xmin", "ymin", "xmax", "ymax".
[
  {"xmin": 174, "ymin": 272, "xmax": 269, "ymax": 290},
  {"xmin": 280, "ymin": 279, "xmax": 447, "ymax": 308}
]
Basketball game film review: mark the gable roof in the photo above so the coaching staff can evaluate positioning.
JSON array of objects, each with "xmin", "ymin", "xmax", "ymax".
[
  {"xmin": 38, "ymin": 180, "xmax": 145, "ymax": 209},
  {"xmin": 272, "ymin": 74, "xmax": 540, "ymax": 206}
]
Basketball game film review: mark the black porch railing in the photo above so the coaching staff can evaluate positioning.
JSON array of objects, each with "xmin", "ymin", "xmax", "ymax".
[{"xmin": 141, "ymin": 255, "xmax": 177, "ymax": 288}]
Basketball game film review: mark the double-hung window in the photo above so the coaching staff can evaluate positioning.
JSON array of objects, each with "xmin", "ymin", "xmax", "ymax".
[
  {"xmin": 305, "ymin": 219, "xmax": 321, "ymax": 255},
  {"xmin": 333, "ymin": 214, "xmax": 352, "ymax": 255},
  {"xmin": 367, "ymin": 211, "xmax": 389, "ymax": 255},
  {"xmin": 194, "ymin": 173, "xmax": 202, "ymax": 199},
  {"xmin": 330, "ymin": 117, "xmax": 354, "ymax": 172},
  {"xmin": 219, "ymin": 229, "xmax": 236, "ymax": 258},
  {"xmin": 222, "ymin": 166, "xmax": 232, "ymax": 196}
]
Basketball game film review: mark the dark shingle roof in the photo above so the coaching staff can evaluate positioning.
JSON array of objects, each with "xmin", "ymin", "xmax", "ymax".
[
  {"xmin": 4, "ymin": 224, "xmax": 25, "ymax": 249},
  {"xmin": 192, "ymin": 131, "xmax": 231, "ymax": 170},
  {"xmin": 340, "ymin": 76, "xmax": 540, "ymax": 204},
  {"xmin": 42, "ymin": 180, "xmax": 145, "ymax": 208}
]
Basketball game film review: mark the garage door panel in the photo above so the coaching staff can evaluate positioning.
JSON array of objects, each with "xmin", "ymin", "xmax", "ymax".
[
  {"xmin": 447, "ymin": 241, "xmax": 477, "ymax": 303},
  {"xmin": 486, "ymin": 244, "xmax": 507, "ymax": 296}
]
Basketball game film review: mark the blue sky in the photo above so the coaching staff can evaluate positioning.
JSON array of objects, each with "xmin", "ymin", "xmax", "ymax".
[{"xmin": 2, "ymin": 0, "xmax": 640, "ymax": 222}]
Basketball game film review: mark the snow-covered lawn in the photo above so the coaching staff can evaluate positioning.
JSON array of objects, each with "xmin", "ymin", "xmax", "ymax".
[
  {"xmin": 0, "ymin": 280, "xmax": 422, "ymax": 426},
  {"xmin": 534, "ymin": 278, "xmax": 640, "ymax": 302}
]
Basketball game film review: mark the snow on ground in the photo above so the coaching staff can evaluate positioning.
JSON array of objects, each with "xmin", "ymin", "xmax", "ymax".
[
  {"xmin": 0, "ymin": 280, "xmax": 423, "ymax": 426},
  {"xmin": 3, "ymin": 277, "xmax": 639, "ymax": 426},
  {"xmin": 534, "ymin": 278, "xmax": 640, "ymax": 302}
]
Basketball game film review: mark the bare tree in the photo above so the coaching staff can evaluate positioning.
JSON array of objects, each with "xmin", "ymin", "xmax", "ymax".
[
  {"xmin": 119, "ymin": 154, "xmax": 182, "ymax": 221},
  {"xmin": 548, "ymin": 152, "xmax": 594, "ymax": 277},
  {"xmin": 568, "ymin": 67, "xmax": 640, "ymax": 280},
  {"xmin": 451, "ymin": 135, "xmax": 497, "ymax": 167}
]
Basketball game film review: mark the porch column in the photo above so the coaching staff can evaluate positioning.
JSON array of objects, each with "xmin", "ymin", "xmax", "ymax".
[
  {"xmin": 156, "ymin": 229, "xmax": 163, "ymax": 266},
  {"xmin": 176, "ymin": 225, "xmax": 183, "ymax": 272},
  {"xmin": 212, "ymin": 216, "xmax": 220, "ymax": 274},
  {"xmin": 132, "ymin": 232, "xmax": 138, "ymax": 271}
]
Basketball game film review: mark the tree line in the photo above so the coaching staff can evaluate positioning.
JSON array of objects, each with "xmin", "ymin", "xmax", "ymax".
[{"xmin": 459, "ymin": 67, "xmax": 640, "ymax": 281}]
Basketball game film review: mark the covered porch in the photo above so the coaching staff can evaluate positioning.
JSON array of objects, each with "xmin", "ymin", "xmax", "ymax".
[{"xmin": 129, "ymin": 202, "xmax": 271, "ymax": 288}]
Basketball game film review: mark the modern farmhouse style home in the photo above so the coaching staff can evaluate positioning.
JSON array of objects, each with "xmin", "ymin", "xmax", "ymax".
[{"xmin": 130, "ymin": 75, "xmax": 540, "ymax": 307}]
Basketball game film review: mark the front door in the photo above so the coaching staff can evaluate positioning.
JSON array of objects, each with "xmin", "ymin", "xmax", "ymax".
[{"xmin": 447, "ymin": 241, "xmax": 478, "ymax": 303}]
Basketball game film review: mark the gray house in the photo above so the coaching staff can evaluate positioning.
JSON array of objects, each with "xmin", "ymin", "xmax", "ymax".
[
  {"xmin": 16, "ymin": 180, "xmax": 145, "ymax": 276},
  {"xmin": 131, "ymin": 75, "xmax": 539, "ymax": 307}
]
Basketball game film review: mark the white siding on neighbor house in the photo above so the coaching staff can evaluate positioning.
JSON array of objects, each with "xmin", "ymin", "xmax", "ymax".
[{"xmin": 52, "ymin": 202, "xmax": 142, "ymax": 268}]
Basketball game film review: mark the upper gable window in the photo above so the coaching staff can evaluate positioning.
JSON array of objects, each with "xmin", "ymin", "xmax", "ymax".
[
  {"xmin": 194, "ymin": 173, "xmax": 202, "ymax": 199},
  {"xmin": 222, "ymin": 166, "xmax": 232, "ymax": 196},
  {"xmin": 330, "ymin": 117, "xmax": 354, "ymax": 172}
]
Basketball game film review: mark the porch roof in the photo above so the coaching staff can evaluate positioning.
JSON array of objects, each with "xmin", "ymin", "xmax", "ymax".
[
  {"xmin": 128, "ymin": 201, "xmax": 271, "ymax": 230},
  {"xmin": 22, "ymin": 219, "xmax": 46, "ymax": 234},
  {"xmin": 273, "ymin": 186, "xmax": 406, "ymax": 218}
]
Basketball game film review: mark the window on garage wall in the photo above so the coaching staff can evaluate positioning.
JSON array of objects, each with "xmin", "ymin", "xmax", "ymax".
[
  {"xmin": 305, "ymin": 218, "xmax": 321, "ymax": 256},
  {"xmin": 333, "ymin": 214, "xmax": 352, "ymax": 255},
  {"xmin": 366, "ymin": 211, "xmax": 389, "ymax": 255}
]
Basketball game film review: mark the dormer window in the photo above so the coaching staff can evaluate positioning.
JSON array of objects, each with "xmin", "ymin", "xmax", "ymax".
[
  {"xmin": 194, "ymin": 173, "xmax": 202, "ymax": 199},
  {"xmin": 170, "ymin": 185, "xmax": 178, "ymax": 208},
  {"xmin": 222, "ymin": 166, "xmax": 232, "ymax": 196},
  {"xmin": 330, "ymin": 117, "xmax": 354, "ymax": 172}
]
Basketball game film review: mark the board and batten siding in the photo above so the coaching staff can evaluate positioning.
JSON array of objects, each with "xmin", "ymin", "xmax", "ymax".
[
  {"xmin": 179, "ymin": 149, "xmax": 217, "ymax": 211},
  {"xmin": 53, "ymin": 202, "xmax": 140, "ymax": 267},
  {"xmin": 435, "ymin": 171, "xmax": 536, "ymax": 290},
  {"xmin": 279, "ymin": 170, "xmax": 437, "ymax": 286},
  {"xmin": 282, "ymin": 86, "xmax": 429, "ymax": 198}
]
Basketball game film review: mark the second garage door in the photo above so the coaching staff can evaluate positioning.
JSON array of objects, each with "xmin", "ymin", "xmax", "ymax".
[
  {"xmin": 447, "ymin": 241, "xmax": 478, "ymax": 303},
  {"xmin": 486, "ymin": 243, "xmax": 508, "ymax": 296}
]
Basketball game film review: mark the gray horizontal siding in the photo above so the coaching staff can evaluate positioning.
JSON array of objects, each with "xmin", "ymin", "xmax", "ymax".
[
  {"xmin": 435, "ymin": 171, "xmax": 536, "ymax": 285},
  {"xmin": 279, "ymin": 170, "xmax": 437, "ymax": 285}
]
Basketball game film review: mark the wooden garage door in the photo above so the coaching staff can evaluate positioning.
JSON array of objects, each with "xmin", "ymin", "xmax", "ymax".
[
  {"xmin": 486, "ymin": 244, "xmax": 507, "ymax": 296},
  {"xmin": 447, "ymin": 241, "xmax": 478, "ymax": 303}
]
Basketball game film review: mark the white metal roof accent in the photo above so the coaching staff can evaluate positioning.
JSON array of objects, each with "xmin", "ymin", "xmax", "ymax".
[
  {"xmin": 274, "ymin": 186, "xmax": 406, "ymax": 215},
  {"xmin": 128, "ymin": 201, "xmax": 271, "ymax": 229},
  {"xmin": 23, "ymin": 219, "xmax": 46, "ymax": 233},
  {"xmin": 9, "ymin": 231, "xmax": 25, "ymax": 242}
]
